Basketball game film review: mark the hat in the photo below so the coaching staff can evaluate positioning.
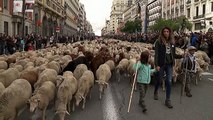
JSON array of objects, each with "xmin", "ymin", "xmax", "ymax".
[{"xmin": 187, "ymin": 46, "xmax": 197, "ymax": 51}]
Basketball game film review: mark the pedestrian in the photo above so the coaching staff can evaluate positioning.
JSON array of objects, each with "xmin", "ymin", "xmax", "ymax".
[
  {"xmin": 133, "ymin": 50, "xmax": 157, "ymax": 113},
  {"xmin": 154, "ymin": 27, "xmax": 184, "ymax": 108},
  {"xmin": 181, "ymin": 46, "xmax": 197, "ymax": 97}
]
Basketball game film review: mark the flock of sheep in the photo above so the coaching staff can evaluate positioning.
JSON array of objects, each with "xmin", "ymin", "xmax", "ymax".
[{"xmin": 0, "ymin": 39, "xmax": 211, "ymax": 120}]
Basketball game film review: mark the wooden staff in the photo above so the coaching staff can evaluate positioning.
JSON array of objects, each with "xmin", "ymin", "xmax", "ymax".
[{"xmin": 127, "ymin": 62, "xmax": 139, "ymax": 113}]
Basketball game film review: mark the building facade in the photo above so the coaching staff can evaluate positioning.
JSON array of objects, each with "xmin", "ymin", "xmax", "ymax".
[
  {"xmin": 186, "ymin": 0, "xmax": 213, "ymax": 32},
  {"xmin": 63, "ymin": 0, "xmax": 79, "ymax": 36},
  {"xmin": 109, "ymin": 0, "xmax": 128, "ymax": 34},
  {"xmin": 148, "ymin": 0, "xmax": 162, "ymax": 27},
  {"xmin": 78, "ymin": 3, "xmax": 87, "ymax": 38},
  {"xmin": 162, "ymin": 0, "xmax": 185, "ymax": 20},
  {"xmin": 33, "ymin": 0, "xmax": 65, "ymax": 37},
  {"xmin": 0, "ymin": 0, "xmax": 33, "ymax": 36}
]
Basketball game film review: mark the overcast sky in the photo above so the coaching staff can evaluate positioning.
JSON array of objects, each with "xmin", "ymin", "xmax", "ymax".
[{"xmin": 80, "ymin": 0, "xmax": 113, "ymax": 36}]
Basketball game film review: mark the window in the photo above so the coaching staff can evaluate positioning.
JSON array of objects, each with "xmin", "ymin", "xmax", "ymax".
[
  {"xmin": 195, "ymin": 23, "xmax": 201, "ymax": 30},
  {"xmin": 3, "ymin": 0, "xmax": 8, "ymax": 9},
  {"xmin": 203, "ymin": 4, "xmax": 205, "ymax": 15},
  {"xmin": 4, "ymin": 21, "xmax": 8, "ymax": 35},
  {"xmin": 196, "ymin": 6, "xmax": 199, "ymax": 16},
  {"xmin": 211, "ymin": 2, "xmax": 213, "ymax": 12},
  {"xmin": 187, "ymin": 8, "xmax": 190, "ymax": 18}
]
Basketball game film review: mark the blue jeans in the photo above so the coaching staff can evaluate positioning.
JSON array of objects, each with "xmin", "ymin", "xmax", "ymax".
[{"xmin": 154, "ymin": 64, "xmax": 173, "ymax": 100}]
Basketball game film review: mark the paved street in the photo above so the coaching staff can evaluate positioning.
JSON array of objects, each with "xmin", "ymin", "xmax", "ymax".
[{"xmin": 18, "ymin": 65, "xmax": 213, "ymax": 120}]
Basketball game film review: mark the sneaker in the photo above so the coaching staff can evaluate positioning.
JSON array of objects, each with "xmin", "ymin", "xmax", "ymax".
[
  {"xmin": 142, "ymin": 108, "xmax": 147, "ymax": 113},
  {"xmin": 186, "ymin": 92, "xmax": 192, "ymax": 97},
  {"xmin": 165, "ymin": 100, "xmax": 173, "ymax": 109},
  {"xmin": 154, "ymin": 93, "xmax": 158, "ymax": 100}
]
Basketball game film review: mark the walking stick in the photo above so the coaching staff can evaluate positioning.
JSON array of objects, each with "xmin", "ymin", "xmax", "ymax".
[
  {"xmin": 180, "ymin": 50, "xmax": 188, "ymax": 104},
  {"xmin": 127, "ymin": 62, "xmax": 139, "ymax": 113}
]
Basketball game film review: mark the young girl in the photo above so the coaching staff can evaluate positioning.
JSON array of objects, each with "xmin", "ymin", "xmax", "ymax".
[{"xmin": 133, "ymin": 50, "xmax": 157, "ymax": 113}]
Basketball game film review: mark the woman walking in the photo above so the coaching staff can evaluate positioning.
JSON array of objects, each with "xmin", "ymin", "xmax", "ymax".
[{"xmin": 154, "ymin": 27, "xmax": 183, "ymax": 108}]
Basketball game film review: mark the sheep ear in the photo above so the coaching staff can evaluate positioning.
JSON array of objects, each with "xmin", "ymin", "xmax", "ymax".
[
  {"xmin": 55, "ymin": 111, "xmax": 58, "ymax": 115},
  {"xmin": 66, "ymin": 111, "xmax": 70, "ymax": 115},
  {"xmin": 81, "ymin": 95, "xmax": 85, "ymax": 100}
]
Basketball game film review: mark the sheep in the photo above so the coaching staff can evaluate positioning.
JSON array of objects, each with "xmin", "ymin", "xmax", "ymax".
[
  {"xmin": 95, "ymin": 64, "xmax": 111, "ymax": 100},
  {"xmin": 55, "ymin": 71, "xmax": 78, "ymax": 120},
  {"xmin": 28, "ymin": 81, "xmax": 56, "ymax": 120},
  {"xmin": 45, "ymin": 61, "xmax": 62, "ymax": 74},
  {"xmin": 20, "ymin": 66, "xmax": 44, "ymax": 87},
  {"xmin": 116, "ymin": 58, "xmax": 129, "ymax": 82},
  {"xmin": 24, "ymin": 62, "xmax": 34, "ymax": 69},
  {"xmin": 5, "ymin": 55, "xmax": 16, "ymax": 65},
  {"xmin": 73, "ymin": 64, "xmax": 88, "ymax": 81},
  {"xmin": 34, "ymin": 68, "xmax": 58, "ymax": 89},
  {"xmin": 10, "ymin": 64, "xmax": 23, "ymax": 72},
  {"xmin": 0, "ymin": 79, "xmax": 32, "ymax": 120},
  {"xmin": 75, "ymin": 70, "xmax": 94, "ymax": 109},
  {"xmin": 0, "ymin": 61, "xmax": 7, "ymax": 70},
  {"xmin": 0, "ymin": 82, "xmax": 5, "ymax": 96},
  {"xmin": 0, "ymin": 68, "xmax": 20, "ymax": 87},
  {"xmin": 105, "ymin": 60, "xmax": 115, "ymax": 71}
]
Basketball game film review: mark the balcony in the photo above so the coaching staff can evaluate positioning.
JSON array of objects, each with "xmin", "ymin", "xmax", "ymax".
[
  {"xmin": 186, "ymin": 0, "xmax": 191, "ymax": 4},
  {"xmin": 193, "ymin": 14, "xmax": 204, "ymax": 19}
]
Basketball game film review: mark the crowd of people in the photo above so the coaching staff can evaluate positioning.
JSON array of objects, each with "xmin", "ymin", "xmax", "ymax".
[
  {"xmin": 105, "ymin": 31, "xmax": 213, "ymax": 64},
  {"xmin": 0, "ymin": 33, "xmax": 95, "ymax": 55}
]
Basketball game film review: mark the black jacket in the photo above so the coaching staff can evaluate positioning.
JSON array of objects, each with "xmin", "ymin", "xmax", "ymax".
[{"xmin": 154, "ymin": 40, "xmax": 182, "ymax": 67}]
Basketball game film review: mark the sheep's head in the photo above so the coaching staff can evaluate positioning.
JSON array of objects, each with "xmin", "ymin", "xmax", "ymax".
[
  {"xmin": 55, "ymin": 110, "xmax": 70, "ymax": 120},
  {"xmin": 75, "ymin": 93, "xmax": 85, "ymax": 106},
  {"xmin": 28, "ymin": 98, "xmax": 40, "ymax": 112},
  {"xmin": 96, "ymin": 80, "xmax": 108, "ymax": 93}
]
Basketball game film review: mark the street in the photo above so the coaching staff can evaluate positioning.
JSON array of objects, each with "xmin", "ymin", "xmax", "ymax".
[{"xmin": 18, "ymin": 65, "xmax": 213, "ymax": 120}]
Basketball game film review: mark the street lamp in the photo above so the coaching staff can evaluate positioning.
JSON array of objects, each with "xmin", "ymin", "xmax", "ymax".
[{"xmin": 144, "ymin": 0, "xmax": 157, "ymax": 41}]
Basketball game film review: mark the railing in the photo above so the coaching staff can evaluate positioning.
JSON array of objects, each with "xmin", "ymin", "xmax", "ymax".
[{"xmin": 193, "ymin": 14, "xmax": 204, "ymax": 19}]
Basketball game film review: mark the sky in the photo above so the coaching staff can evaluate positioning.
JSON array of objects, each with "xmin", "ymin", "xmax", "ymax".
[{"xmin": 80, "ymin": 0, "xmax": 113, "ymax": 36}]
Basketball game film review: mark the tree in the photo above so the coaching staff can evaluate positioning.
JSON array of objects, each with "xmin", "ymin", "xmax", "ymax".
[
  {"xmin": 121, "ymin": 19, "xmax": 142, "ymax": 33},
  {"xmin": 149, "ymin": 16, "xmax": 192, "ymax": 32}
]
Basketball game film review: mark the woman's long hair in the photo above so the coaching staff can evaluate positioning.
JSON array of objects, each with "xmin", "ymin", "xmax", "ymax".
[{"xmin": 158, "ymin": 27, "xmax": 174, "ymax": 45}]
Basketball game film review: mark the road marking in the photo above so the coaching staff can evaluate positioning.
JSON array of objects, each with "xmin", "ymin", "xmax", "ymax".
[
  {"xmin": 201, "ymin": 72, "xmax": 213, "ymax": 76},
  {"xmin": 208, "ymin": 78, "xmax": 213, "ymax": 82},
  {"xmin": 103, "ymin": 85, "xmax": 120, "ymax": 120}
]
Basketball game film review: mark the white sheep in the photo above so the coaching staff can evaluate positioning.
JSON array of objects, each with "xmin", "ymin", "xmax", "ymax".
[
  {"xmin": 29, "ymin": 81, "xmax": 56, "ymax": 120},
  {"xmin": 55, "ymin": 71, "xmax": 78, "ymax": 120},
  {"xmin": 73, "ymin": 64, "xmax": 88, "ymax": 81},
  {"xmin": 0, "ymin": 82, "xmax": 5, "ymax": 96},
  {"xmin": 45, "ymin": 61, "xmax": 61, "ymax": 74},
  {"xmin": 96, "ymin": 64, "xmax": 111, "ymax": 100},
  {"xmin": 34, "ymin": 68, "xmax": 58, "ymax": 89},
  {"xmin": 116, "ymin": 58, "xmax": 129, "ymax": 82},
  {"xmin": 75, "ymin": 70, "xmax": 94, "ymax": 109},
  {"xmin": 0, "ymin": 68, "xmax": 20, "ymax": 87},
  {"xmin": 105, "ymin": 60, "xmax": 115, "ymax": 71},
  {"xmin": 0, "ymin": 79, "xmax": 32, "ymax": 120},
  {"xmin": 0, "ymin": 61, "xmax": 7, "ymax": 70}
]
